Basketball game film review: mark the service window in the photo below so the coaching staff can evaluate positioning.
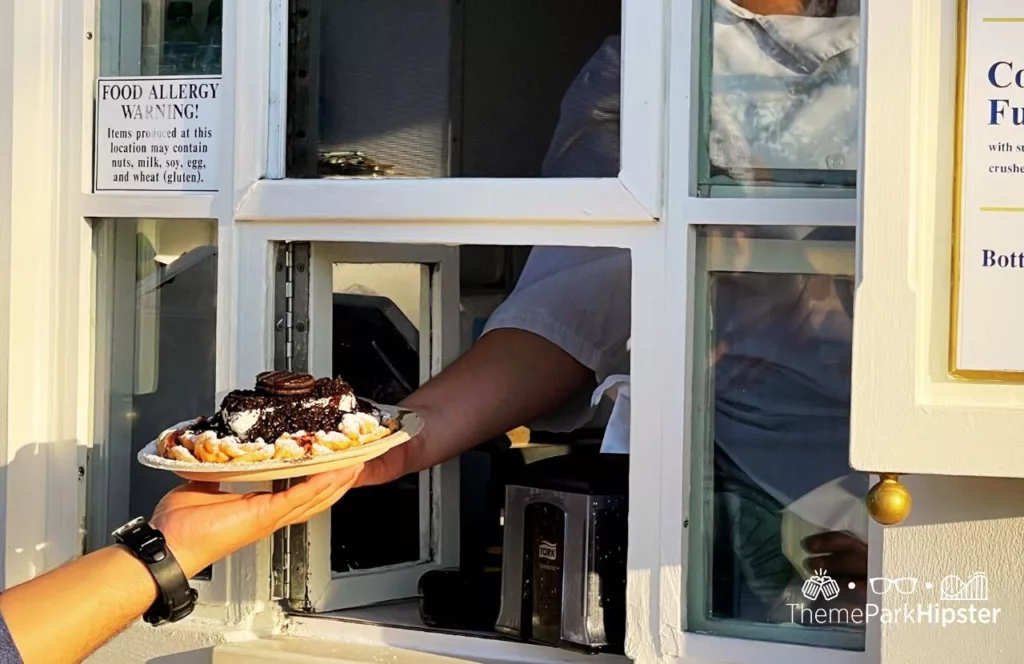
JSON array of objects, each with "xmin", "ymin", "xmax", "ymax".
[
  {"xmin": 88, "ymin": 0, "xmax": 660, "ymax": 645},
  {"xmin": 232, "ymin": 236, "xmax": 633, "ymax": 641},
  {"xmin": 269, "ymin": 242, "xmax": 462, "ymax": 611},
  {"xmin": 72, "ymin": 0, "xmax": 881, "ymax": 661}
]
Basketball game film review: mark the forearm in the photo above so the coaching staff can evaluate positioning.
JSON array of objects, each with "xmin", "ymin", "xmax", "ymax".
[
  {"xmin": 0, "ymin": 546, "xmax": 158, "ymax": 664},
  {"xmin": 400, "ymin": 328, "xmax": 592, "ymax": 470}
]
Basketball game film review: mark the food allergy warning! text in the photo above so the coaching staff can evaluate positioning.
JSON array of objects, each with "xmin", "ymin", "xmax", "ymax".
[{"xmin": 94, "ymin": 77, "xmax": 222, "ymax": 192}]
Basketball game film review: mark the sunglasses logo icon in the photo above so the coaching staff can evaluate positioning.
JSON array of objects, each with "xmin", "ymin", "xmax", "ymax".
[{"xmin": 869, "ymin": 577, "xmax": 917, "ymax": 595}]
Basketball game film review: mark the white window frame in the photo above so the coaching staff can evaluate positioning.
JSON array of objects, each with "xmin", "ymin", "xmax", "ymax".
[
  {"xmin": 87, "ymin": 219, "xmax": 220, "ymax": 551},
  {"xmin": 654, "ymin": 1, "xmax": 876, "ymax": 664},
  {"xmin": 687, "ymin": 233, "xmax": 861, "ymax": 652},
  {"xmin": 253, "ymin": 0, "xmax": 665, "ymax": 220},
  {"xmin": 291, "ymin": 241, "xmax": 460, "ymax": 611}
]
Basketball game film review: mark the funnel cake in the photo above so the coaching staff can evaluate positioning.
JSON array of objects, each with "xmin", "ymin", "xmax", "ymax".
[{"xmin": 155, "ymin": 372, "xmax": 399, "ymax": 464}]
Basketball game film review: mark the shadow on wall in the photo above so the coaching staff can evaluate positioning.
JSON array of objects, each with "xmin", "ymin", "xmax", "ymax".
[
  {"xmin": 0, "ymin": 441, "xmax": 223, "ymax": 664},
  {"xmin": 901, "ymin": 474, "xmax": 1024, "ymax": 526},
  {"xmin": 2, "ymin": 440, "xmax": 80, "ymax": 589},
  {"xmin": 149, "ymin": 648, "xmax": 214, "ymax": 664}
]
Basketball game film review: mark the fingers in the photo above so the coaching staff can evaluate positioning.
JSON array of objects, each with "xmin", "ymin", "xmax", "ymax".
[
  {"xmin": 354, "ymin": 455, "xmax": 399, "ymax": 488},
  {"xmin": 283, "ymin": 470, "xmax": 362, "ymax": 526},
  {"xmin": 804, "ymin": 552, "xmax": 866, "ymax": 577},
  {"xmin": 263, "ymin": 465, "xmax": 364, "ymax": 526},
  {"xmin": 156, "ymin": 481, "xmax": 241, "ymax": 510},
  {"xmin": 802, "ymin": 530, "xmax": 866, "ymax": 555}
]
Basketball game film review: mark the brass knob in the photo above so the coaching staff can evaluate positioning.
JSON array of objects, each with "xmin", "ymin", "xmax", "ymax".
[{"xmin": 866, "ymin": 474, "xmax": 912, "ymax": 525}]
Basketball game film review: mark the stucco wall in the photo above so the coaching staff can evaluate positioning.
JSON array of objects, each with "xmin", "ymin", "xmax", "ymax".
[
  {"xmin": 88, "ymin": 620, "xmax": 227, "ymax": 664},
  {"xmin": 875, "ymin": 475, "xmax": 1024, "ymax": 664}
]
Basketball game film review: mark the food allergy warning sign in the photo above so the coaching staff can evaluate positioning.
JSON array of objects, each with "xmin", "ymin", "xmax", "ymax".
[
  {"xmin": 953, "ymin": 0, "xmax": 1024, "ymax": 376},
  {"xmin": 94, "ymin": 76, "xmax": 220, "ymax": 192}
]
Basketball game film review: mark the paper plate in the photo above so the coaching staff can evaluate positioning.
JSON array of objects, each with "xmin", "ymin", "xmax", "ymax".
[{"xmin": 138, "ymin": 404, "xmax": 421, "ymax": 483}]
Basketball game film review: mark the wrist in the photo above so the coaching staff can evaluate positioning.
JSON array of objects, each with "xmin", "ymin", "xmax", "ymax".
[
  {"xmin": 149, "ymin": 519, "xmax": 203, "ymax": 580},
  {"xmin": 110, "ymin": 544, "xmax": 161, "ymax": 606},
  {"xmin": 113, "ymin": 518, "xmax": 200, "ymax": 625},
  {"xmin": 398, "ymin": 399, "xmax": 435, "ymax": 471}
]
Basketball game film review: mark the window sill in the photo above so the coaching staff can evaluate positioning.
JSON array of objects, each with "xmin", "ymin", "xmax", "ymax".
[
  {"xmin": 213, "ymin": 638, "xmax": 540, "ymax": 664},
  {"xmin": 675, "ymin": 631, "xmax": 874, "ymax": 664},
  {"xmin": 283, "ymin": 614, "xmax": 628, "ymax": 664}
]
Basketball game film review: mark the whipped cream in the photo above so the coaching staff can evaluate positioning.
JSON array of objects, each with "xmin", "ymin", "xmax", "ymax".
[{"xmin": 223, "ymin": 407, "xmax": 267, "ymax": 438}]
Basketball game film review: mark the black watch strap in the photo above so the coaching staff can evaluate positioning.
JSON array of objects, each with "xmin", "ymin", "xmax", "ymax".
[{"xmin": 112, "ymin": 517, "xmax": 198, "ymax": 626}]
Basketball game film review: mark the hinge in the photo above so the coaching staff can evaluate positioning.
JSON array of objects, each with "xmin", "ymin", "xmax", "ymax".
[{"xmin": 271, "ymin": 241, "xmax": 312, "ymax": 609}]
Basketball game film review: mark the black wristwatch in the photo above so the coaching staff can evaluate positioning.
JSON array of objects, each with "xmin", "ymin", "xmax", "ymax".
[{"xmin": 112, "ymin": 517, "xmax": 198, "ymax": 626}]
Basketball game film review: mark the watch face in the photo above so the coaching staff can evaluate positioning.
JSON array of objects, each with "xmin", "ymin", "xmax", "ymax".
[{"xmin": 112, "ymin": 516, "xmax": 145, "ymax": 539}]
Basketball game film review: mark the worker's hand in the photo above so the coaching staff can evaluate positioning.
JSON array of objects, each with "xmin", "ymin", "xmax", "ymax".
[
  {"xmin": 356, "ymin": 442, "xmax": 412, "ymax": 488},
  {"xmin": 356, "ymin": 430, "xmax": 429, "ymax": 488},
  {"xmin": 802, "ymin": 530, "xmax": 868, "ymax": 606},
  {"xmin": 803, "ymin": 530, "xmax": 867, "ymax": 577},
  {"xmin": 355, "ymin": 403, "xmax": 435, "ymax": 488},
  {"xmin": 151, "ymin": 466, "xmax": 363, "ymax": 579}
]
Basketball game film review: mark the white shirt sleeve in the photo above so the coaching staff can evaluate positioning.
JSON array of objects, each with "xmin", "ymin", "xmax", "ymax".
[{"xmin": 482, "ymin": 246, "xmax": 631, "ymax": 432}]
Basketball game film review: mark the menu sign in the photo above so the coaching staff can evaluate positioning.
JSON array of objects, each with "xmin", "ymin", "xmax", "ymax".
[
  {"xmin": 94, "ymin": 76, "xmax": 221, "ymax": 192},
  {"xmin": 953, "ymin": 0, "xmax": 1024, "ymax": 376}
]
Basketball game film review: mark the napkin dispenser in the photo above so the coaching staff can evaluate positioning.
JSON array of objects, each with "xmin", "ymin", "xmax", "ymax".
[{"xmin": 496, "ymin": 454, "xmax": 628, "ymax": 654}]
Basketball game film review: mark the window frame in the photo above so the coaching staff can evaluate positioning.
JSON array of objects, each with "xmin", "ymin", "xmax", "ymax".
[
  {"xmin": 281, "ymin": 241, "xmax": 460, "ymax": 612},
  {"xmin": 66, "ymin": 0, "xmax": 274, "ymax": 616},
  {"xmin": 86, "ymin": 216, "xmax": 222, "ymax": 596},
  {"xmin": 657, "ymin": 1, "xmax": 875, "ymax": 663},
  {"xmin": 686, "ymin": 233, "xmax": 862, "ymax": 651},
  {"xmin": 10, "ymin": 0, "xmax": 885, "ymax": 662},
  {"xmin": 259, "ymin": 0, "xmax": 666, "ymax": 220}
]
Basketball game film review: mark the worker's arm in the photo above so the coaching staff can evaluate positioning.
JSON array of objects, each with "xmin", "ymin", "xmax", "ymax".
[
  {"xmin": 0, "ymin": 467, "xmax": 363, "ymax": 664},
  {"xmin": 357, "ymin": 329, "xmax": 592, "ymax": 487},
  {"xmin": 358, "ymin": 37, "xmax": 628, "ymax": 488}
]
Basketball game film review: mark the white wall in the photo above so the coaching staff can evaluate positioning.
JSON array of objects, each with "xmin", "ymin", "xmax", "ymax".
[
  {"xmin": 89, "ymin": 620, "xmax": 224, "ymax": 664},
  {"xmin": 873, "ymin": 475, "xmax": 1024, "ymax": 664}
]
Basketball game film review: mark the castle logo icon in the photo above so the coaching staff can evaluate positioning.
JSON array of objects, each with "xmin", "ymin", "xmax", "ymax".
[{"xmin": 940, "ymin": 572, "xmax": 988, "ymax": 601}]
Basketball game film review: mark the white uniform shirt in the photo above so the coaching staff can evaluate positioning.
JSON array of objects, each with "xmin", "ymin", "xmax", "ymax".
[{"xmin": 710, "ymin": 0, "xmax": 860, "ymax": 178}]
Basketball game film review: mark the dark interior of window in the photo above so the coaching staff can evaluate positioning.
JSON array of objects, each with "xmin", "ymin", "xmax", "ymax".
[{"xmin": 285, "ymin": 0, "xmax": 622, "ymax": 179}]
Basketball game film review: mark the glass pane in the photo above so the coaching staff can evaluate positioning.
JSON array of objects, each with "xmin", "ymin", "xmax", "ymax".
[
  {"xmin": 326, "ymin": 263, "xmax": 426, "ymax": 572},
  {"xmin": 101, "ymin": 0, "xmax": 222, "ymax": 77},
  {"xmin": 700, "ymin": 0, "xmax": 860, "ymax": 195},
  {"xmin": 285, "ymin": 0, "xmax": 621, "ymax": 178},
  {"xmin": 90, "ymin": 218, "xmax": 217, "ymax": 578},
  {"xmin": 689, "ymin": 226, "xmax": 866, "ymax": 649}
]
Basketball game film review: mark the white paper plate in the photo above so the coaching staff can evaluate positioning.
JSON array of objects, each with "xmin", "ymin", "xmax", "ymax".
[{"xmin": 138, "ymin": 404, "xmax": 421, "ymax": 483}]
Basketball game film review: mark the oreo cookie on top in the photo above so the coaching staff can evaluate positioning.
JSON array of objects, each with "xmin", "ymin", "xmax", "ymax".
[{"xmin": 256, "ymin": 370, "xmax": 316, "ymax": 396}]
